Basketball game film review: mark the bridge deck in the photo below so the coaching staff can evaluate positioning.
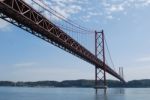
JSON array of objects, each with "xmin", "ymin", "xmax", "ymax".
[{"xmin": 0, "ymin": 0, "xmax": 125, "ymax": 82}]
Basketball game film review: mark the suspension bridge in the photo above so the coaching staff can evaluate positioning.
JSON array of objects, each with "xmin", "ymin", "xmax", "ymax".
[{"xmin": 0, "ymin": 0, "xmax": 125, "ymax": 89}]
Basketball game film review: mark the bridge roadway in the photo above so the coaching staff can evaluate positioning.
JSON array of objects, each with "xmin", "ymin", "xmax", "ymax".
[{"xmin": 0, "ymin": 0, "xmax": 125, "ymax": 82}]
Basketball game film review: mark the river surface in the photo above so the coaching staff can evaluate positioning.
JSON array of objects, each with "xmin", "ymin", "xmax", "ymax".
[{"xmin": 0, "ymin": 87, "xmax": 150, "ymax": 100}]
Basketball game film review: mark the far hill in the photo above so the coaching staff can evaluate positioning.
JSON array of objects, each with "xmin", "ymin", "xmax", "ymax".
[{"xmin": 1, "ymin": 79, "xmax": 150, "ymax": 88}]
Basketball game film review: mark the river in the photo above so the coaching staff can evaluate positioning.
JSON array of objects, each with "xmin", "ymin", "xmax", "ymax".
[{"xmin": 0, "ymin": 87, "xmax": 149, "ymax": 100}]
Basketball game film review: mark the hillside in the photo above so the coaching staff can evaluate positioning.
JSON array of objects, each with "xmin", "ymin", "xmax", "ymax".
[{"xmin": 0, "ymin": 79, "xmax": 150, "ymax": 88}]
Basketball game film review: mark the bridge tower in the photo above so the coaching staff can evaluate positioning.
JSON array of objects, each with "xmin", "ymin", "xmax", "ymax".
[
  {"xmin": 119, "ymin": 67, "xmax": 124, "ymax": 80},
  {"xmin": 95, "ymin": 30, "xmax": 107, "ymax": 92}
]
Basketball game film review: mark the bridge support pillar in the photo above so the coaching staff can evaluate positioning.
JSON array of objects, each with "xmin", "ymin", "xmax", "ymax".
[{"xmin": 94, "ymin": 30, "xmax": 107, "ymax": 93}]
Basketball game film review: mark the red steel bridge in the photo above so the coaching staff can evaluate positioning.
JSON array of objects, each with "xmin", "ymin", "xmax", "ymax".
[{"xmin": 0, "ymin": 0, "xmax": 125, "ymax": 88}]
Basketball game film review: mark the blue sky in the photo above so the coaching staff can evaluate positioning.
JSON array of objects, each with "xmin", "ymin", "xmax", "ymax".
[{"xmin": 0, "ymin": 0, "xmax": 150, "ymax": 81}]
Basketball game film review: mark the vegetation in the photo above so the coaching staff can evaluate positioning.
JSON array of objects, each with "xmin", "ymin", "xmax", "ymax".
[{"xmin": 1, "ymin": 79, "xmax": 150, "ymax": 88}]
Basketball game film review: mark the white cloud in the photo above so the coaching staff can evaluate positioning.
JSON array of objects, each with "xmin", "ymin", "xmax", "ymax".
[
  {"xmin": 106, "ymin": 15, "xmax": 113, "ymax": 19},
  {"xmin": 136, "ymin": 56, "xmax": 150, "ymax": 62},
  {"xmin": 100, "ymin": 0, "xmax": 150, "ymax": 20},
  {"xmin": 143, "ymin": 0, "xmax": 150, "ymax": 6},
  {"xmin": 102, "ymin": 0, "xmax": 126, "ymax": 12},
  {"xmin": 109, "ymin": 4, "xmax": 124, "ymax": 12},
  {"xmin": 1, "ymin": 0, "xmax": 150, "ymax": 29},
  {"xmin": 88, "ymin": 12, "xmax": 102, "ymax": 16},
  {"xmin": 25, "ymin": 0, "xmax": 83, "ymax": 19},
  {"xmin": 14, "ymin": 62, "xmax": 37, "ymax": 68},
  {"xmin": 0, "ymin": 19, "xmax": 11, "ymax": 31},
  {"xmin": 82, "ymin": 12, "xmax": 102, "ymax": 21}
]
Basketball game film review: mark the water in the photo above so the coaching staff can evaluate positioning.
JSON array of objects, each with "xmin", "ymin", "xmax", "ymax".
[{"xmin": 0, "ymin": 87, "xmax": 150, "ymax": 100}]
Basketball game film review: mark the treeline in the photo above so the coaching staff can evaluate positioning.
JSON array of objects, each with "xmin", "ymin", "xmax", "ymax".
[{"xmin": 1, "ymin": 79, "xmax": 150, "ymax": 88}]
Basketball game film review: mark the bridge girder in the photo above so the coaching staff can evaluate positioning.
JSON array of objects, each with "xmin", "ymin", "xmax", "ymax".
[{"xmin": 0, "ymin": 0, "xmax": 125, "ymax": 82}]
